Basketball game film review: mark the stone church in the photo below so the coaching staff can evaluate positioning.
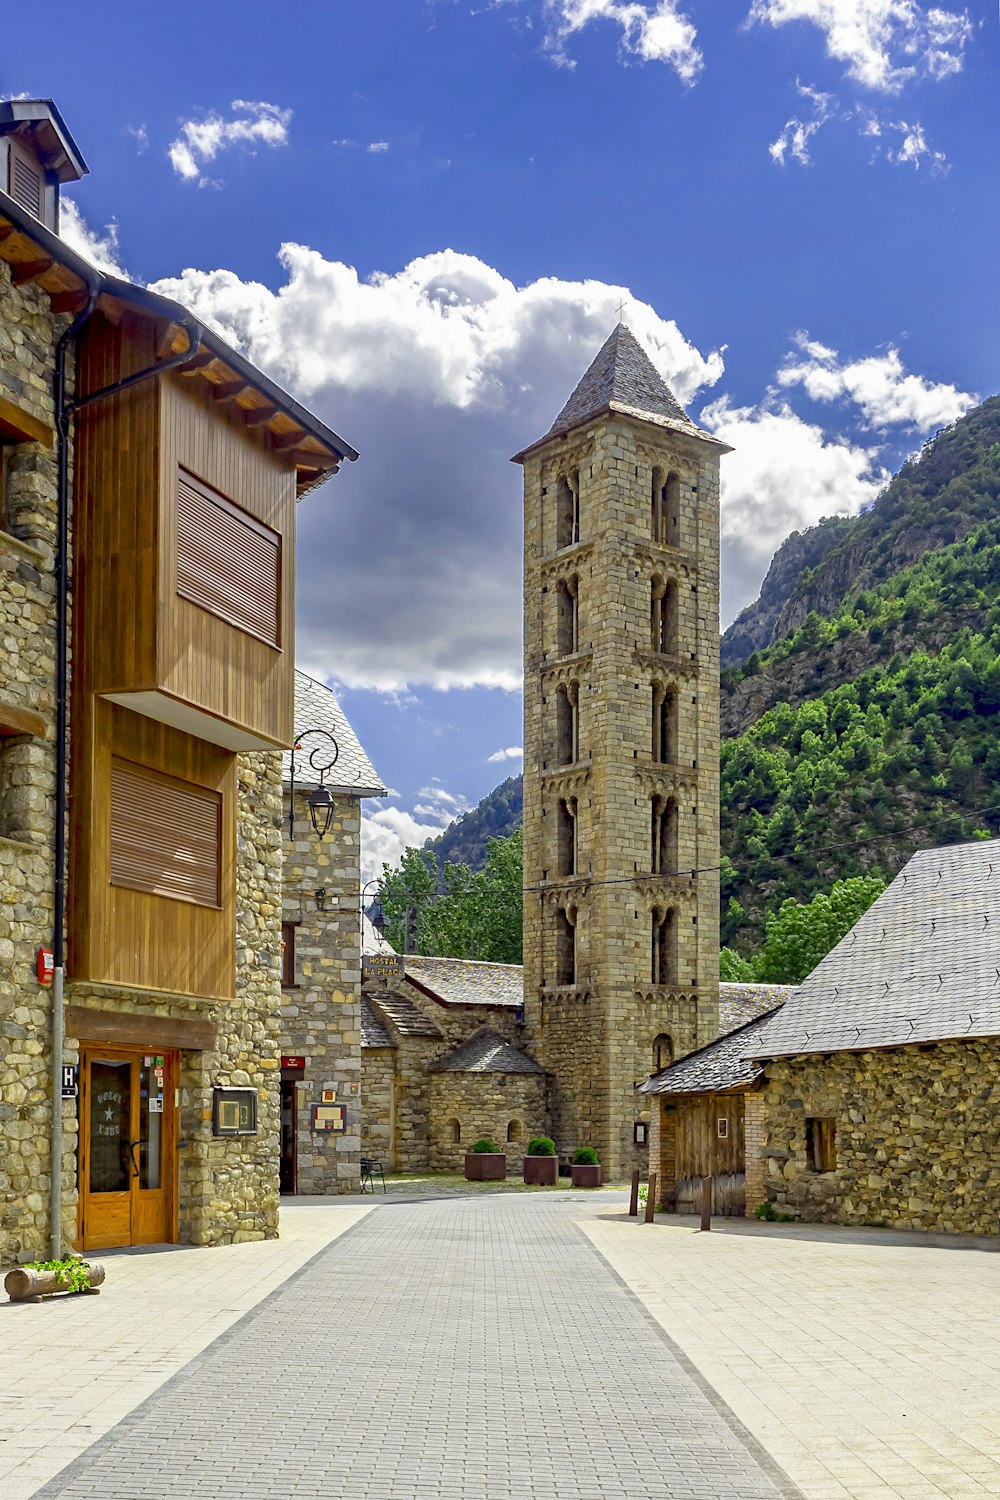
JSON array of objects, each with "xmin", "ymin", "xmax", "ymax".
[{"xmin": 513, "ymin": 324, "xmax": 730, "ymax": 1182}]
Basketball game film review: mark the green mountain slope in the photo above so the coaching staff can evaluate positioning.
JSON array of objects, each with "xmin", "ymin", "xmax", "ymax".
[{"xmin": 424, "ymin": 774, "xmax": 523, "ymax": 870}]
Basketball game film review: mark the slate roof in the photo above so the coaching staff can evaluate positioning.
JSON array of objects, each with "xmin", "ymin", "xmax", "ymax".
[
  {"xmin": 361, "ymin": 997, "xmax": 394, "ymax": 1049},
  {"xmin": 283, "ymin": 671, "xmax": 384, "ymax": 797},
  {"xmin": 512, "ymin": 325, "xmax": 728, "ymax": 460},
  {"xmin": 403, "ymin": 956, "xmax": 524, "ymax": 1010},
  {"xmin": 640, "ymin": 983, "xmax": 796, "ymax": 1096},
  {"xmin": 750, "ymin": 839, "xmax": 1000, "ymax": 1059},
  {"xmin": 428, "ymin": 1028, "xmax": 545, "ymax": 1076},
  {"xmin": 363, "ymin": 989, "xmax": 442, "ymax": 1041}
]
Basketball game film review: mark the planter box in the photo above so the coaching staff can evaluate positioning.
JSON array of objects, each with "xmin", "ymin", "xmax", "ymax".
[
  {"xmin": 5, "ymin": 1261, "xmax": 106, "ymax": 1302},
  {"xmin": 523, "ymin": 1155, "xmax": 559, "ymax": 1185},
  {"xmin": 571, "ymin": 1163, "xmax": 602, "ymax": 1188},
  {"xmin": 465, "ymin": 1152, "xmax": 507, "ymax": 1181}
]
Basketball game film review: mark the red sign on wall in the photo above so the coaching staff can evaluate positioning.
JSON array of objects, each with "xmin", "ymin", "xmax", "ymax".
[
  {"xmin": 37, "ymin": 948, "xmax": 54, "ymax": 986},
  {"xmin": 281, "ymin": 1056, "xmax": 305, "ymax": 1070}
]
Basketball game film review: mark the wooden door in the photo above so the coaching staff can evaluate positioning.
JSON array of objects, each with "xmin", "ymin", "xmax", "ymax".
[{"xmin": 79, "ymin": 1046, "xmax": 178, "ymax": 1250}]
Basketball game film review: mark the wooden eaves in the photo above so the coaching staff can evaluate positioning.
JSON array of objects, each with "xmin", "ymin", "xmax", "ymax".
[{"xmin": 0, "ymin": 190, "xmax": 358, "ymax": 496}]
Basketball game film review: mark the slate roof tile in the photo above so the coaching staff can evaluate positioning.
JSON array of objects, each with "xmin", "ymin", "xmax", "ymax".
[
  {"xmin": 403, "ymin": 956, "xmax": 524, "ymax": 1009},
  {"xmin": 641, "ymin": 983, "xmax": 796, "ymax": 1095},
  {"xmin": 361, "ymin": 996, "xmax": 394, "ymax": 1048},
  {"xmin": 284, "ymin": 671, "xmax": 384, "ymax": 797},
  {"xmin": 363, "ymin": 989, "xmax": 442, "ymax": 1040},
  {"xmin": 428, "ymin": 1027, "xmax": 545, "ymax": 1075}
]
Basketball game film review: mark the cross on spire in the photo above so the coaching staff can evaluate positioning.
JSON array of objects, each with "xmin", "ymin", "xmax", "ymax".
[{"xmin": 615, "ymin": 297, "xmax": 628, "ymax": 324}]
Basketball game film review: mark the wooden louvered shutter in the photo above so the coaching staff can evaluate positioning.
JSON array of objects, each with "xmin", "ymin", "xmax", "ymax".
[
  {"xmin": 8, "ymin": 143, "xmax": 43, "ymax": 220},
  {"xmin": 176, "ymin": 469, "xmax": 281, "ymax": 647},
  {"xmin": 110, "ymin": 760, "xmax": 222, "ymax": 907}
]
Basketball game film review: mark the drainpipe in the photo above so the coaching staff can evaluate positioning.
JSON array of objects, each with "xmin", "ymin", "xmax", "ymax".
[{"xmin": 49, "ymin": 290, "xmax": 202, "ymax": 1258}]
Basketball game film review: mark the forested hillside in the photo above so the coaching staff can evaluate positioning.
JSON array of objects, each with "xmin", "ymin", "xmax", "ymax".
[{"xmin": 403, "ymin": 394, "xmax": 1000, "ymax": 959}]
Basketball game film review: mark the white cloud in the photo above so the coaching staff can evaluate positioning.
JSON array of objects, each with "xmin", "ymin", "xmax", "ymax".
[
  {"xmin": 149, "ymin": 247, "xmax": 723, "ymax": 691},
  {"xmin": 367, "ymin": 141, "xmax": 390, "ymax": 153},
  {"xmin": 770, "ymin": 81, "xmax": 949, "ymax": 169},
  {"xmin": 360, "ymin": 805, "xmax": 443, "ymax": 883},
  {"xmin": 487, "ymin": 746, "xmax": 524, "ymax": 762},
  {"xmin": 534, "ymin": 0, "xmax": 703, "ymax": 81},
  {"xmin": 702, "ymin": 394, "xmax": 890, "ymax": 617},
  {"xmin": 778, "ymin": 333, "xmax": 977, "ymax": 429},
  {"xmin": 59, "ymin": 200, "xmax": 128, "ymax": 277},
  {"xmin": 887, "ymin": 119, "xmax": 946, "ymax": 168},
  {"xmin": 748, "ymin": 0, "xmax": 972, "ymax": 91},
  {"xmin": 168, "ymin": 100, "xmax": 291, "ymax": 187},
  {"xmin": 124, "ymin": 124, "xmax": 149, "ymax": 153},
  {"xmin": 769, "ymin": 82, "xmax": 836, "ymax": 164}
]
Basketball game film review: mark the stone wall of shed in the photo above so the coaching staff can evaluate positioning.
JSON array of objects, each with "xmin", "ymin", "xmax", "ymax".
[
  {"xmin": 360, "ymin": 1047, "xmax": 394, "ymax": 1167},
  {"xmin": 427, "ymin": 1072, "xmax": 548, "ymax": 1173},
  {"xmin": 762, "ymin": 1039, "xmax": 1000, "ymax": 1234}
]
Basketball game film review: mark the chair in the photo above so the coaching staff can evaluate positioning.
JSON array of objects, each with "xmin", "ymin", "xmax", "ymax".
[{"xmin": 360, "ymin": 1156, "xmax": 386, "ymax": 1194}]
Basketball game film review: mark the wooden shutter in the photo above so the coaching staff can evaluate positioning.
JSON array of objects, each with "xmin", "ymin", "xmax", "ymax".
[
  {"xmin": 8, "ymin": 143, "xmax": 43, "ymax": 219},
  {"xmin": 110, "ymin": 759, "xmax": 222, "ymax": 907},
  {"xmin": 176, "ymin": 469, "xmax": 281, "ymax": 647}
]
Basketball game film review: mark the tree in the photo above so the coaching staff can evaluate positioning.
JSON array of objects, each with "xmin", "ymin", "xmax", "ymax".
[
  {"xmin": 378, "ymin": 846, "xmax": 439, "ymax": 953},
  {"xmin": 752, "ymin": 875, "xmax": 886, "ymax": 985},
  {"xmin": 379, "ymin": 831, "xmax": 523, "ymax": 962}
]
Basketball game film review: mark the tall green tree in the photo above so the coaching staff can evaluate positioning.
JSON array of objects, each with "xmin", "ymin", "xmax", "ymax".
[
  {"xmin": 379, "ymin": 830, "xmax": 523, "ymax": 962},
  {"xmin": 725, "ymin": 875, "xmax": 886, "ymax": 985}
]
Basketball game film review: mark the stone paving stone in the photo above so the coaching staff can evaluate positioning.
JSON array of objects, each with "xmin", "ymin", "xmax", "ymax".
[{"xmin": 33, "ymin": 1196, "xmax": 797, "ymax": 1500}]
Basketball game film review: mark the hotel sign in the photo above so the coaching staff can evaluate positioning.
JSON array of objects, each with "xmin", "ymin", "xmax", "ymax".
[{"xmin": 362, "ymin": 953, "xmax": 404, "ymax": 982}]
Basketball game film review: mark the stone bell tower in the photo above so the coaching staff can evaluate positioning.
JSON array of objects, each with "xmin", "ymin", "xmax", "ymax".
[{"xmin": 513, "ymin": 324, "xmax": 730, "ymax": 1182}]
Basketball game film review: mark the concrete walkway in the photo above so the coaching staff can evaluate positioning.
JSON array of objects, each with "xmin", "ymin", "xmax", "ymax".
[
  {"xmin": 0, "ymin": 1201, "xmax": 372, "ymax": 1500},
  {"xmin": 24, "ymin": 1195, "xmax": 795, "ymax": 1500},
  {"xmin": 586, "ymin": 1211, "xmax": 1000, "ymax": 1500}
]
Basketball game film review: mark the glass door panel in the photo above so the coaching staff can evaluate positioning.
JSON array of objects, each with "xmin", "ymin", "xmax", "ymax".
[
  {"xmin": 89, "ymin": 1058, "xmax": 132, "ymax": 1193},
  {"xmin": 139, "ymin": 1056, "xmax": 164, "ymax": 1190}
]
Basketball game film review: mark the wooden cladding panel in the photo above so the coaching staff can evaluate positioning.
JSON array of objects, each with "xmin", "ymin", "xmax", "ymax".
[
  {"xmin": 110, "ymin": 759, "xmax": 221, "ymax": 907},
  {"xmin": 66, "ymin": 1006, "xmax": 217, "ymax": 1052},
  {"xmin": 672, "ymin": 1093, "xmax": 745, "ymax": 1181},
  {"xmin": 159, "ymin": 378, "xmax": 296, "ymax": 747},
  {"xmin": 176, "ymin": 469, "xmax": 281, "ymax": 647},
  {"xmin": 70, "ymin": 701, "xmax": 236, "ymax": 1001}
]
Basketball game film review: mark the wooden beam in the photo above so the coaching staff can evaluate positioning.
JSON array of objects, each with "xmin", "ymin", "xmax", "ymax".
[
  {"xmin": 11, "ymin": 258, "xmax": 54, "ymax": 286},
  {"xmin": 0, "ymin": 392, "xmax": 53, "ymax": 448},
  {"xmin": 0, "ymin": 699, "xmax": 47, "ymax": 739},
  {"xmin": 65, "ymin": 1005, "xmax": 218, "ymax": 1052},
  {"xmin": 178, "ymin": 351, "xmax": 216, "ymax": 374},
  {"xmin": 155, "ymin": 322, "xmax": 178, "ymax": 361},
  {"xmin": 212, "ymin": 379, "xmax": 251, "ymax": 404},
  {"xmin": 48, "ymin": 289, "xmax": 89, "ymax": 316},
  {"xmin": 243, "ymin": 404, "xmax": 279, "ymax": 427},
  {"xmin": 0, "ymin": 225, "xmax": 15, "ymax": 244},
  {"xmin": 268, "ymin": 429, "xmax": 305, "ymax": 451}
]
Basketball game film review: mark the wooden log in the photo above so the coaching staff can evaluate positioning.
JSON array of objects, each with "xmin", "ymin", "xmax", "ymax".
[
  {"xmin": 644, "ymin": 1172, "xmax": 657, "ymax": 1223},
  {"xmin": 700, "ymin": 1175, "xmax": 713, "ymax": 1232},
  {"xmin": 629, "ymin": 1167, "xmax": 640, "ymax": 1217},
  {"xmin": 5, "ymin": 1261, "xmax": 106, "ymax": 1301}
]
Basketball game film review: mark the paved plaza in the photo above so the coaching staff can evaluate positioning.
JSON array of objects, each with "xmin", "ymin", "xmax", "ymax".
[{"xmin": 1, "ymin": 1192, "xmax": 997, "ymax": 1500}]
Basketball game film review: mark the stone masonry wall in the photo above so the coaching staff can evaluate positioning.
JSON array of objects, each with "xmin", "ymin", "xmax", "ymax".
[
  {"xmin": 0, "ymin": 263, "xmax": 65, "ymax": 1265},
  {"xmin": 427, "ymin": 1072, "xmax": 547, "ymax": 1173},
  {"xmin": 360, "ymin": 1048, "xmax": 393, "ymax": 1165},
  {"xmin": 761, "ymin": 1040, "xmax": 1000, "ymax": 1234},
  {"xmin": 281, "ymin": 789, "xmax": 362, "ymax": 1194},
  {"xmin": 521, "ymin": 408, "xmax": 721, "ymax": 1183}
]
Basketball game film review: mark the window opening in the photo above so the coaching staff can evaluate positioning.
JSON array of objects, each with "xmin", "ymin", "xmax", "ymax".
[
  {"xmin": 652, "ymin": 1033, "xmax": 674, "ymax": 1071},
  {"xmin": 806, "ymin": 1118, "xmax": 837, "ymax": 1172},
  {"xmin": 556, "ymin": 905, "xmax": 577, "ymax": 986},
  {"xmin": 557, "ymin": 796, "xmax": 577, "ymax": 877}
]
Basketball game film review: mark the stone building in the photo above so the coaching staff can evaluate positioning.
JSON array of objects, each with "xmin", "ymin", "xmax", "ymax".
[
  {"xmin": 644, "ymin": 841, "xmax": 1000, "ymax": 1235},
  {"xmin": 360, "ymin": 955, "xmax": 545, "ymax": 1170},
  {"xmin": 280, "ymin": 671, "xmax": 384, "ymax": 1196},
  {"xmin": 0, "ymin": 101, "xmax": 356, "ymax": 1262},
  {"xmin": 514, "ymin": 324, "xmax": 730, "ymax": 1181}
]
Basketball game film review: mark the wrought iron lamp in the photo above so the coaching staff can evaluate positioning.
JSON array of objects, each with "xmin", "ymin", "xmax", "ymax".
[{"xmin": 288, "ymin": 729, "xmax": 340, "ymax": 841}]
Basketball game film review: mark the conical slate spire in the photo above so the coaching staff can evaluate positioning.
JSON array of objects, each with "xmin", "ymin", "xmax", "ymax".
[{"xmin": 547, "ymin": 324, "xmax": 692, "ymax": 437}]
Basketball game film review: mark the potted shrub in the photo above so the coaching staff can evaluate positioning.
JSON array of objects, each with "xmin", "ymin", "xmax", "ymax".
[
  {"xmin": 571, "ymin": 1146, "xmax": 602, "ymax": 1188},
  {"xmin": 464, "ymin": 1138, "xmax": 507, "ymax": 1181},
  {"xmin": 522, "ymin": 1136, "xmax": 558, "ymax": 1185}
]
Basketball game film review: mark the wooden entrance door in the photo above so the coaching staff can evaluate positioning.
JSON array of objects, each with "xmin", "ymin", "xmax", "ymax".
[{"xmin": 79, "ymin": 1046, "xmax": 178, "ymax": 1250}]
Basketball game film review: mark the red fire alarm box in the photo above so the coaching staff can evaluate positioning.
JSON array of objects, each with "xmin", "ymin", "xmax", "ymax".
[{"xmin": 37, "ymin": 948, "xmax": 54, "ymax": 986}]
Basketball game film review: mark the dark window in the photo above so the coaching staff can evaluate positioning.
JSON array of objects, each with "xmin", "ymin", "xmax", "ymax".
[
  {"xmin": 110, "ymin": 759, "xmax": 221, "ymax": 907},
  {"xmin": 651, "ymin": 797, "xmax": 678, "ymax": 875},
  {"xmin": 652, "ymin": 1033, "xmax": 673, "ymax": 1071},
  {"xmin": 281, "ymin": 921, "xmax": 298, "ymax": 987},
  {"xmin": 558, "ymin": 796, "xmax": 577, "ymax": 877},
  {"xmin": 651, "ymin": 578, "xmax": 678, "ymax": 654},
  {"xmin": 652, "ymin": 687, "xmax": 676, "ymax": 764},
  {"xmin": 806, "ymin": 1118, "xmax": 837, "ymax": 1172},
  {"xmin": 651, "ymin": 908, "xmax": 677, "ymax": 986},
  {"xmin": 556, "ymin": 905, "xmax": 576, "ymax": 986},
  {"xmin": 176, "ymin": 468, "xmax": 281, "ymax": 647},
  {"xmin": 555, "ymin": 684, "xmax": 578, "ymax": 765},
  {"xmin": 555, "ymin": 471, "xmax": 580, "ymax": 548},
  {"xmin": 506, "ymin": 1119, "xmax": 522, "ymax": 1144},
  {"xmin": 449, "ymin": 1118, "xmax": 461, "ymax": 1144},
  {"xmin": 556, "ymin": 575, "xmax": 579, "ymax": 655}
]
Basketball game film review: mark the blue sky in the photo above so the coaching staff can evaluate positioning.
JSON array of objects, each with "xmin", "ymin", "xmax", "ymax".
[{"xmin": 4, "ymin": 0, "xmax": 997, "ymax": 876}]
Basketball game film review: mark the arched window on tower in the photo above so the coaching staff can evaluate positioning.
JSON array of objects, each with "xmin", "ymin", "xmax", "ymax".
[
  {"xmin": 651, "ymin": 466, "xmax": 664, "ymax": 544},
  {"xmin": 650, "ymin": 577, "xmax": 679, "ymax": 655},
  {"xmin": 558, "ymin": 796, "xmax": 577, "ymax": 877},
  {"xmin": 651, "ymin": 686, "xmax": 677, "ymax": 764},
  {"xmin": 650, "ymin": 796, "xmax": 679, "ymax": 875},
  {"xmin": 556, "ymin": 575, "xmax": 579, "ymax": 656},
  {"xmin": 555, "ymin": 683, "xmax": 579, "ymax": 766},
  {"xmin": 556, "ymin": 905, "xmax": 577, "ymax": 986},
  {"xmin": 556, "ymin": 471, "xmax": 580, "ymax": 549},
  {"xmin": 652, "ymin": 1034, "xmax": 674, "ymax": 1072},
  {"xmin": 651, "ymin": 907, "xmax": 678, "ymax": 986},
  {"xmin": 664, "ymin": 472, "xmax": 681, "ymax": 548}
]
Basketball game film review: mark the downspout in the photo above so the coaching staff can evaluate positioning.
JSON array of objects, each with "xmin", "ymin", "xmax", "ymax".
[{"xmin": 50, "ymin": 293, "xmax": 202, "ymax": 1257}]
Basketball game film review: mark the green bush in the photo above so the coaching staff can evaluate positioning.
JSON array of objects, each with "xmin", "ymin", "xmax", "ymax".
[
  {"xmin": 572, "ymin": 1146, "xmax": 599, "ymax": 1165},
  {"xmin": 470, "ymin": 1138, "xmax": 500, "ymax": 1154},
  {"xmin": 526, "ymin": 1136, "xmax": 556, "ymax": 1156}
]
